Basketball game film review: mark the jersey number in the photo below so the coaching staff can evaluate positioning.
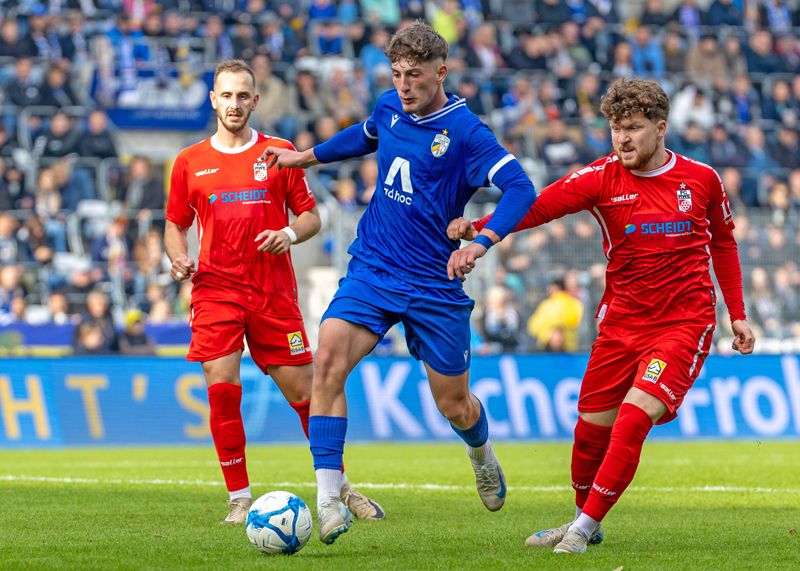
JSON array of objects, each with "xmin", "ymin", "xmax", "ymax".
[{"xmin": 384, "ymin": 157, "xmax": 413, "ymax": 194}]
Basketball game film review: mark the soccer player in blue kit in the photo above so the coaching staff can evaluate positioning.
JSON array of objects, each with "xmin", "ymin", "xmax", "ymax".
[{"xmin": 261, "ymin": 22, "xmax": 536, "ymax": 544}]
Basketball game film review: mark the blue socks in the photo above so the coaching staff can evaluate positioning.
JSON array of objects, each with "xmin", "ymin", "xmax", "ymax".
[
  {"xmin": 451, "ymin": 399, "xmax": 488, "ymax": 447},
  {"xmin": 309, "ymin": 415, "xmax": 347, "ymax": 470}
]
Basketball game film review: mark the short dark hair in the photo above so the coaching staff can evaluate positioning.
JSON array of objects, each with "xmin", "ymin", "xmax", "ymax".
[
  {"xmin": 384, "ymin": 21, "xmax": 448, "ymax": 65},
  {"xmin": 213, "ymin": 59, "xmax": 255, "ymax": 88},
  {"xmin": 600, "ymin": 78, "xmax": 670, "ymax": 124}
]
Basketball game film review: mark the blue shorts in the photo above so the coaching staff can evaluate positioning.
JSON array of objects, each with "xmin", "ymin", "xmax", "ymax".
[{"xmin": 322, "ymin": 258, "xmax": 475, "ymax": 376}]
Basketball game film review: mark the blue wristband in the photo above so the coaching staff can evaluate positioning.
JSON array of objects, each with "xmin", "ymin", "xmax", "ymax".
[{"xmin": 474, "ymin": 235, "xmax": 493, "ymax": 250}]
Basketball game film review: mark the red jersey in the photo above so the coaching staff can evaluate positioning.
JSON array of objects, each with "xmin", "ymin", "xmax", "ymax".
[
  {"xmin": 166, "ymin": 129, "xmax": 316, "ymax": 315},
  {"xmin": 476, "ymin": 151, "xmax": 745, "ymax": 327}
]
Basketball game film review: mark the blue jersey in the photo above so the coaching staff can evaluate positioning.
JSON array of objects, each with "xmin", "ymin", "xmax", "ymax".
[{"xmin": 348, "ymin": 90, "xmax": 514, "ymax": 287}]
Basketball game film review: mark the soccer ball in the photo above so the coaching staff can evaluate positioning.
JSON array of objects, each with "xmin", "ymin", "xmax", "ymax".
[{"xmin": 245, "ymin": 491, "xmax": 313, "ymax": 555}]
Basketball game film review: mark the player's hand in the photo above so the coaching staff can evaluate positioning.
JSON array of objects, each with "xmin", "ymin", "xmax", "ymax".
[
  {"xmin": 731, "ymin": 319, "xmax": 755, "ymax": 354},
  {"xmin": 171, "ymin": 255, "xmax": 196, "ymax": 282},
  {"xmin": 447, "ymin": 217, "xmax": 478, "ymax": 241},
  {"xmin": 258, "ymin": 146, "xmax": 305, "ymax": 171},
  {"xmin": 255, "ymin": 228, "xmax": 291, "ymax": 255},
  {"xmin": 447, "ymin": 242, "xmax": 487, "ymax": 281}
]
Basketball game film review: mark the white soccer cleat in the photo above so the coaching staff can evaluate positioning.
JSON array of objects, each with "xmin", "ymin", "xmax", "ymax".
[
  {"xmin": 341, "ymin": 482, "xmax": 385, "ymax": 520},
  {"xmin": 318, "ymin": 497, "xmax": 352, "ymax": 544},
  {"xmin": 526, "ymin": 522, "xmax": 605, "ymax": 548},
  {"xmin": 553, "ymin": 527, "xmax": 591, "ymax": 554},
  {"xmin": 469, "ymin": 446, "xmax": 507, "ymax": 511},
  {"xmin": 221, "ymin": 497, "xmax": 252, "ymax": 525}
]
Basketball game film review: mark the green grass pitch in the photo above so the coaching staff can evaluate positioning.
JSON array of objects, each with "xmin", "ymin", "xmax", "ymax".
[{"xmin": 1, "ymin": 441, "xmax": 798, "ymax": 570}]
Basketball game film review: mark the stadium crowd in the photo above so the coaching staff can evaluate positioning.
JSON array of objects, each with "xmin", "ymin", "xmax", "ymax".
[{"xmin": 0, "ymin": 0, "xmax": 800, "ymax": 354}]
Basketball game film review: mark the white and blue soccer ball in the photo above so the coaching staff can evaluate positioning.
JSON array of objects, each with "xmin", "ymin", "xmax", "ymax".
[{"xmin": 245, "ymin": 491, "xmax": 313, "ymax": 555}]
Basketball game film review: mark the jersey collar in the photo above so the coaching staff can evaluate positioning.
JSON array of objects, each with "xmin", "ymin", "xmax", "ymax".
[
  {"xmin": 630, "ymin": 150, "xmax": 676, "ymax": 178},
  {"xmin": 408, "ymin": 93, "xmax": 466, "ymax": 124},
  {"xmin": 210, "ymin": 128, "xmax": 258, "ymax": 154}
]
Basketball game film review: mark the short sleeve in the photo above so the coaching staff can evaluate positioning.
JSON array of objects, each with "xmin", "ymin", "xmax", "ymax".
[
  {"xmin": 286, "ymin": 166, "xmax": 317, "ymax": 215},
  {"xmin": 166, "ymin": 153, "xmax": 194, "ymax": 227}
]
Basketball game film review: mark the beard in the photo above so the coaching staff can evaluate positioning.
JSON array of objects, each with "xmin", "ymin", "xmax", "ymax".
[
  {"xmin": 217, "ymin": 107, "xmax": 251, "ymax": 134},
  {"xmin": 617, "ymin": 144, "xmax": 657, "ymax": 170}
]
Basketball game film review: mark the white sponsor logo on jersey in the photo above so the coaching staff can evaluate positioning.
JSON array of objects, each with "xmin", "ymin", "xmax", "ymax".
[
  {"xmin": 611, "ymin": 193, "xmax": 639, "ymax": 203},
  {"xmin": 194, "ymin": 168, "xmax": 219, "ymax": 177},
  {"xmin": 391, "ymin": 113, "xmax": 400, "ymax": 128}
]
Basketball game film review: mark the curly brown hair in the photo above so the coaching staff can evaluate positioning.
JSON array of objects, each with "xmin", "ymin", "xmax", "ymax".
[
  {"xmin": 600, "ymin": 78, "xmax": 670, "ymax": 124},
  {"xmin": 384, "ymin": 21, "xmax": 448, "ymax": 65},
  {"xmin": 213, "ymin": 59, "xmax": 255, "ymax": 88}
]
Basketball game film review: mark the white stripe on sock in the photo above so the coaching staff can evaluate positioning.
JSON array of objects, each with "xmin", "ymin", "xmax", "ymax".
[{"xmin": 229, "ymin": 485, "xmax": 251, "ymax": 501}]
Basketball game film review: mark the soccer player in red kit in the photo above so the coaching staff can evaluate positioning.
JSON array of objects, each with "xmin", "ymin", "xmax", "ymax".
[
  {"xmin": 165, "ymin": 59, "xmax": 383, "ymax": 525},
  {"xmin": 447, "ymin": 78, "xmax": 755, "ymax": 553}
]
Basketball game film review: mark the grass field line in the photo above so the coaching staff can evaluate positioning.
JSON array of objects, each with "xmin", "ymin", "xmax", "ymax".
[{"xmin": 3, "ymin": 474, "xmax": 799, "ymax": 495}]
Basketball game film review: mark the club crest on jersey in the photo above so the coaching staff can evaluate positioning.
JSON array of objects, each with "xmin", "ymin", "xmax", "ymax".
[
  {"xmin": 677, "ymin": 184, "xmax": 692, "ymax": 212},
  {"xmin": 642, "ymin": 358, "xmax": 667, "ymax": 383},
  {"xmin": 431, "ymin": 130, "xmax": 450, "ymax": 158},
  {"xmin": 253, "ymin": 161, "xmax": 268, "ymax": 182},
  {"xmin": 287, "ymin": 331, "xmax": 306, "ymax": 355}
]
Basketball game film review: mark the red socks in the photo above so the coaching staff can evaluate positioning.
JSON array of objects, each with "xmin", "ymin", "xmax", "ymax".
[
  {"xmin": 290, "ymin": 400, "xmax": 311, "ymax": 438},
  {"xmin": 571, "ymin": 417, "xmax": 612, "ymax": 509},
  {"xmin": 581, "ymin": 403, "xmax": 653, "ymax": 522},
  {"xmin": 208, "ymin": 383, "xmax": 248, "ymax": 492}
]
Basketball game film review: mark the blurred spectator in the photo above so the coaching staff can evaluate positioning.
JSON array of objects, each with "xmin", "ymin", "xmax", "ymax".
[
  {"xmin": 359, "ymin": 27, "xmax": 391, "ymax": 83},
  {"xmin": 722, "ymin": 35, "xmax": 748, "ymax": 77},
  {"xmin": 0, "ymin": 264, "xmax": 24, "ymax": 321},
  {"xmin": 630, "ymin": 25, "xmax": 665, "ymax": 79},
  {"xmin": 17, "ymin": 216, "xmax": 56, "ymax": 263},
  {"xmin": 456, "ymin": 76, "xmax": 486, "ymax": 115},
  {"xmin": 686, "ymin": 34, "xmax": 728, "ymax": 89},
  {"xmin": 6, "ymin": 57, "xmax": 43, "ymax": 107},
  {"xmin": 205, "ymin": 14, "xmax": 234, "ymax": 61},
  {"xmin": 0, "ymin": 18, "xmax": 37, "ymax": 58},
  {"xmin": 430, "ymin": 0, "xmax": 467, "ymax": 45},
  {"xmin": 355, "ymin": 157, "xmax": 378, "ymax": 204},
  {"xmin": 761, "ymin": 80, "xmax": 798, "ymax": 127},
  {"xmin": 78, "ymin": 110, "xmax": 119, "ymax": 159},
  {"xmin": 33, "ymin": 112, "xmax": 81, "ymax": 159},
  {"xmin": 119, "ymin": 308, "xmax": 156, "ymax": 355},
  {"xmin": 610, "ymin": 41, "xmax": 634, "ymax": 78},
  {"xmin": 38, "ymin": 63, "xmax": 81, "ymax": 107},
  {"xmin": 670, "ymin": 0, "xmax": 703, "ymax": 40},
  {"xmin": 251, "ymin": 54, "xmax": 296, "ymax": 140},
  {"xmin": 0, "ymin": 214, "xmax": 19, "ymax": 263},
  {"xmin": 295, "ymin": 70, "xmax": 327, "ymax": 130},
  {"xmin": 47, "ymin": 291, "xmax": 76, "ymax": 325},
  {"xmin": 708, "ymin": 125, "xmax": 748, "ymax": 168},
  {"xmin": 122, "ymin": 156, "xmax": 164, "ymax": 212},
  {"xmin": 360, "ymin": 0, "xmax": 401, "ymax": 27},
  {"xmin": 479, "ymin": 285, "xmax": 521, "ymax": 354},
  {"xmin": 78, "ymin": 288, "xmax": 119, "ymax": 352},
  {"xmin": 527, "ymin": 278, "xmax": 584, "ymax": 352},
  {"xmin": 640, "ymin": 0, "xmax": 671, "ymax": 27},
  {"xmin": 770, "ymin": 127, "xmax": 800, "ymax": 171},
  {"xmin": 73, "ymin": 321, "xmax": 108, "ymax": 354},
  {"xmin": 537, "ymin": 0, "xmax": 574, "ymax": 26},
  {"xmin": 746, "ymin": 29, "xmax": 783, "ymax": 75},
  {"xmin": 662, "ymin": 30, "xmax": 687, "ymax": 75},
  {"xmin": 670, "ymin": 84, "xmax": 715, "ymax": 131},
  {"xmin": 28, "ymin": 9, "xmax": 63, "ymax": 62},
  {"xmin": 758, "ymin": 0, "xmax": 794, "ymax": 35},
  {"xmin": 464, "ymin": 23, "xmax": 505, "ymax": 80},
  {"xmin": 748, "ymin": 266, "xmax": 782, "ymax": 338},
  {"xmin": 706, "ymin": 0, "xmax": 743, "ymax": 27},
  {"xmin": 539, "ymin": 119, "xmax": 580, "ymax": 168},
  {"xmin": 91, "ymin": 214, "xmax": 130, "ymax": 276},
  {"xmin": 507, "ymin": 31, "xmax": 548, "ymax": 71}
]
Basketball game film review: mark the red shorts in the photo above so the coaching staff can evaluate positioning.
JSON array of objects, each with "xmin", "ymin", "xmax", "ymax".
[
  {"xmin": 580, "ymin": 321, "xmax": 715, "ymax": 424},
  {"xmin": 187, "ymin": 299, "xmax": 313, "ymax": 372}
]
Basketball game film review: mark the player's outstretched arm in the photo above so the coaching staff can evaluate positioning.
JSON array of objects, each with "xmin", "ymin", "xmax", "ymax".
[
  {"xmin": 731, "ymin": 320, "xmax": 755, "ymax": 354},
  {"xmin": 255, "ymin": 206, "xmax": 321, "ymax": 255},
  {"xmin": 164, "ymin": 220, "xmax": 196, "ymax": 281},
  {"xmin": 260, "ymin": 146, "xmax": 319, "ymax": 170}
]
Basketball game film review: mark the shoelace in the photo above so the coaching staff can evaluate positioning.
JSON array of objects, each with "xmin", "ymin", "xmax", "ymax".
[
  {"xmin": 343, "ymin": 490, "xmax": 373, "ymax": 515},
  {"xmin": 475, "ymin": 463, "xmax": 500, "ymax": 493},
  {"xmin": 536, "ymin": 524, "xmax": 569, "ymax": 543}
]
